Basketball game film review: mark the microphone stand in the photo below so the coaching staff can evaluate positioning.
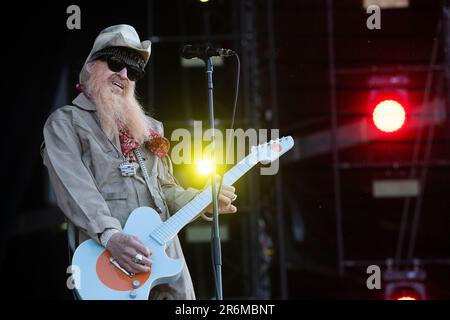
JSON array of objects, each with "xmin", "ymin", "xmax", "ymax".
[{"xmin": 203, "ymin": 56, "xmax": 223, "ymax": 300}]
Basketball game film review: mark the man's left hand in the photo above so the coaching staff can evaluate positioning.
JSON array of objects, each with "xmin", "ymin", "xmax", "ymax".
[{"xmin": 204, "ymin": 184, "xmax": 237, "ymax": 214}]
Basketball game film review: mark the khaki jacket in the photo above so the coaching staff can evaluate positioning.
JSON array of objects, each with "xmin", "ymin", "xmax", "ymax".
[{"xmin": 41, "ymin": 93, "xmax": 199, "ymax": 299}]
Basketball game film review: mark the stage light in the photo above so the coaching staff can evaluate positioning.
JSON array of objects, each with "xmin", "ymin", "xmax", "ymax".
[
  {"xmin": 199, "ymin": 0, "xmax": 209, "ymax": 3},
  {"xmin": 385, "ymin": 282, "xmax": 426, "ymax": 300},
  {"xmin": 372, "ymin": 99, "xmax": 406, "ymax": 133},
  {"xmin": 196, "ymin": 160, "xmax": 212, "ymax": 176},
  {"xmin": 390, "ymin": 286, "xmax": 422, "ymax": 300},
  {"xmin": 397, "ymin": 296, "xmax": 417, "ymax": 300},
  {"xmin": 384, "ymin": 267, "xmax": 426, "ymax": 300}
]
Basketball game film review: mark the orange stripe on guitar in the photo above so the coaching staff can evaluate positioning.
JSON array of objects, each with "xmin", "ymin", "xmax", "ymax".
[{"xmin": 96, "ymin": 250, "xmax": 151, "ymax": 291}]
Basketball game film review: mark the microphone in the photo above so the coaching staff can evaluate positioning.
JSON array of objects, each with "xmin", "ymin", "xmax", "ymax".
[{"xmin": 180, "ymin": 44, "xmax": 236, "ymax": 59}]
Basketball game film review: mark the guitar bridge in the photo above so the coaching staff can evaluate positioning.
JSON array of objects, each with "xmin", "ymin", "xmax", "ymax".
[{"xmin": 109, "ymin": 257, "xmax": 135, "ymax": 278}]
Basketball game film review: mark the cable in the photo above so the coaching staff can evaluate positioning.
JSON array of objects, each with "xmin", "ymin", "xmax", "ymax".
[
  {"xmin": 213, "ymin": 53, "xmax": 240, "ymax": 199},
  {"xmin": 216, "ymin": 53, "xmax": 241, "ymax": 194}
]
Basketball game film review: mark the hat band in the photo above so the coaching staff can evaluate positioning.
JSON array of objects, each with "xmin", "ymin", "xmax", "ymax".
[{"xmin": 91, "ymin": 46, "xmax": 146, "ymax": 71}]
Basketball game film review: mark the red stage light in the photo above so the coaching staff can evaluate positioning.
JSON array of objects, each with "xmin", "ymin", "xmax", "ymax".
[
  {"xmin": 397, "ymin": 296, "xmax": 417, "ymax": 300},
  {"xmin": 388, "ymin": 285, "xmax": 423, "ymax": 300},
  {"xmin": 372, "ymin": 99, "xmax": 406, "ymax": 133}
]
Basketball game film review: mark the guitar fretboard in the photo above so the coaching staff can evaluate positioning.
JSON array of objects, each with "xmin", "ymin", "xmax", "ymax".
[{"xmin": 150, "ymin": 155, "xmax": 256, "ymax": 245}]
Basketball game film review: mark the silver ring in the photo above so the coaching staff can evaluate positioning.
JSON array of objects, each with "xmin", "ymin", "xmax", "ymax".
[
  {"xmin": 132, "ymin": 253, "xmax": 144, "ymax": 264},
  {"xmin": 232, "ymin": 194, "xmax": 237, "ymax": 201}
]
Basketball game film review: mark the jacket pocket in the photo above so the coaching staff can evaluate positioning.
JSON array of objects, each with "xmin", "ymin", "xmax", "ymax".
[
  {"xmin": 101, "ymin": 191, "xmax": 129, "ymax": 200},
  {"xmin": 100, "ymin": 191, "xmax": 130, "ymax": 227}
]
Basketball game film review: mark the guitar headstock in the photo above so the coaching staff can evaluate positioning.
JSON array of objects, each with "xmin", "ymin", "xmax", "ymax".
[{"xmin": 250, "ymin": 136, "xmax": 294, "ymax": 164}]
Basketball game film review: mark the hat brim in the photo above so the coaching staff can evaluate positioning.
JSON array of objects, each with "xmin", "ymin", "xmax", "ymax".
[{"xmin": 88, "ymin": 32, "xmax": 151, "ymax": 64}]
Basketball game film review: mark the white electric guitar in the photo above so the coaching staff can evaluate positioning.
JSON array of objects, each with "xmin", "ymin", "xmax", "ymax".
[{"xmin": 71, "ymin": 136, "xmax": 294, "ymax": 300}]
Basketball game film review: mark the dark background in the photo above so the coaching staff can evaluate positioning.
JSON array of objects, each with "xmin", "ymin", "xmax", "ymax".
[{"xmin": 1, "ymin": 0, "xmax": 449, "ymax": 299}]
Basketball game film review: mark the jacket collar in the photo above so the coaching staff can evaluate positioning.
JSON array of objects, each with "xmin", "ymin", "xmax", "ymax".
[
  {"xmin": 72, "ymin": 93, "xmax": 123, "ymax": 151},
  {"xmin": 72, "ymin": 93, "xmax": 97, "ymax": 111}
]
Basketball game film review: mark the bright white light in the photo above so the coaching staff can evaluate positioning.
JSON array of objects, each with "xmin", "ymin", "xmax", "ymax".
[
  {"xmin": 372, "ymin": 99, "xmax": 406, "ymax": 133},
  {"xmin": 397, "ymin": 296, "xmax": 416, "ymax": 300},
  {"xmin": 197, "ymin": 160, "xmax": 212, "ymax": 176}
]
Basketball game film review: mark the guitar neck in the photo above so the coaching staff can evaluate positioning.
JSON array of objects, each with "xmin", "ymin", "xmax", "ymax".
[{"xmin": 150, "ymin": 155, "xmax": 256, "ymax": 245}]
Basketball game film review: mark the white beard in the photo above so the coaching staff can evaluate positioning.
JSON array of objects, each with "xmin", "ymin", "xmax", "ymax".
[{"xmin": 85, "ymin": 63, "xmax": 149, "ymax": 143}]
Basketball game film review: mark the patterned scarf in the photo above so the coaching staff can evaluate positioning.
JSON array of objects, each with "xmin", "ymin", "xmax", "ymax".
[{"xmin": 119, "ymin": 128, "xmax": 170, "ymax": 162}]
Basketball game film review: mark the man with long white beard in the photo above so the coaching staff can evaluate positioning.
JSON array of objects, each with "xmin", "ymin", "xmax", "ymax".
[{"xmin": 41, "ymin": 25, "xmax": 237, "ymax": 300}]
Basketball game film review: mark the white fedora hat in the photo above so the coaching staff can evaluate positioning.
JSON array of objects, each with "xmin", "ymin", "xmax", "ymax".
[{"xmin": 79, "ymin": 24, "xmax": 151, "ymax": 84}]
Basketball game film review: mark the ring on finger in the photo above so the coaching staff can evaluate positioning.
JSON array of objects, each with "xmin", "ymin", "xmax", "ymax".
[{"xmin": 132, "ymin": 253, "xmax": 144, "ymax": 265}]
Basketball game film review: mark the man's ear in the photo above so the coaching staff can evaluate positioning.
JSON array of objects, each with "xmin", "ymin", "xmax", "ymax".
[{"xmin": 85, "ymin": 61, "xmax": 95, "ymax": 73}]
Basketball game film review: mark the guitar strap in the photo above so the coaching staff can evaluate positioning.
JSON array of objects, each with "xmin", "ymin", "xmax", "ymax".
[{"xmin": 134, "ymin": 149, "xmax": 164, "ymax": 215}]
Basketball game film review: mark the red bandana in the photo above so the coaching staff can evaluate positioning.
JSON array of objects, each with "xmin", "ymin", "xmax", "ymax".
[
  {"xmin": 119, "ymin": 128, "xmax": 170, "ymax": 161},
  {"xmin": 146, "ymin": 130, "xmax": 171, "ymax": 159}
]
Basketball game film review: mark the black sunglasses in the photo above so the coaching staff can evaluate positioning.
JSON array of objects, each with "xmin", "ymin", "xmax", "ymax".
[{"xmin": 102, "ymin": 56, "xmax": 144, "ymax": 81}]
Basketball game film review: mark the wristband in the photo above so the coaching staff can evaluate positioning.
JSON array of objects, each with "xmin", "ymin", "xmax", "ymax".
[{"xmin": 100, "ymin": 229, "xmax": 120, "ymax": 248}]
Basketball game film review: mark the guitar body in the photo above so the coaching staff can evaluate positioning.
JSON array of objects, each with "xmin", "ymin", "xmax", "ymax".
[{"xmin": 71, "ymin": 207, "xmax": 184, "ymax": 300}]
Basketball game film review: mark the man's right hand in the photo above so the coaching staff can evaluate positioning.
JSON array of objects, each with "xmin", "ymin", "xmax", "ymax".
[{"xmin": 106, "ymin": 232, "xmax": 152, "ymax": 274}]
